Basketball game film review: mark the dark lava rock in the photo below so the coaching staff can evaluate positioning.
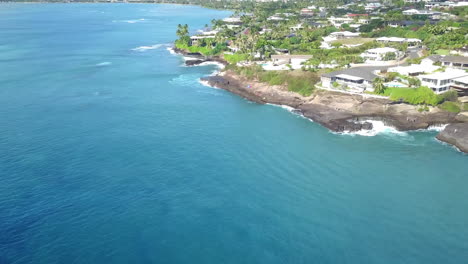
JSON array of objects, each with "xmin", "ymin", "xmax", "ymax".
[
  {"xmin": 185, "ymin": 59, "xmax": 205, "ymax": 66},
  {"xmin": 437, "ymin": 123, "xmax": 468, "ymax": 153}
]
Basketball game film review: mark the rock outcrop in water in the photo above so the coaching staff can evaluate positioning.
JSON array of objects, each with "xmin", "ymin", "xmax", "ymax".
[
  {"xmin": 173, "ymin": 48, "xmax": 227, "ymax": 67},
  {"xmin": 437, "ymin": 123, "xmax": 468, "ymax": 153}
]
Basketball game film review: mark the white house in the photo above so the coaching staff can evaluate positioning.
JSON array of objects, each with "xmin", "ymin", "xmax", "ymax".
[
  {"xmin": 418, "ymin": 69, "xmax": 468, "ymax": 93},
  {"xmin": 376, "ymin": 37, "xmax": 422, "ymax": 47},
  {"xmin": 388, "ymin": 64, "xmax": 440, "ymax": 76},
  {"xmin": 452, "ymin": 76, "xmax": 468, "ymax": 94},
  {"xmin": 327, "ymin": 16, "xmax": 353, "ymax": 27},
  {"xmin": 329, "ymin": 31, "xmax": 360, "ymax": 39},
  {"xmin": 190, "ymin": 35, "xmax": 215, "ymax": 45},
  {"xmin": 222, "ymin": 17, "xmax": 242, "ymax": 24},
  {"xmin": 271, "ymin": 55, "xmax": 312, "ymax": 67},
  {"xmin": 321, "ymin": 67, "xmax": 380, "ymax": 92},
  {"xmin": 360, "ymin": 47, "xmax": 402, "ymax": 62}
]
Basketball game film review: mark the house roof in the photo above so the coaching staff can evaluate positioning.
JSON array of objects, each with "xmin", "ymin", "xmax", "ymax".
[
  {"xmin": 419, "ymin": 69, "xmax": 468, "ymax": 80},
  {"xmin": 440, "ymin": 56, "xmax": 468, "ymax": 64},
  {"xmin": 336, "ymin": 74, "xmax": 364, "ymax": 81},
  {"xmin": 426, "ymin": 55, "xmax": 468, "ymax": 64},
  {"xmin": 454, "ymin": 76, "xmax": 468, "ymax": 85},
  {"xmin": 322, "ymin": 66, "xmax": 388, "ymax": 82},
  {"xmin": 271, "ymin": 55, "xmax": 313, "ymax": 60},
  {"xmin": 376, "ymin": 37, "xmax": 421, "ymax": 43},
  {"xmin": 365, "ymin": 47, "xmax": 398, "ymax": 54}
]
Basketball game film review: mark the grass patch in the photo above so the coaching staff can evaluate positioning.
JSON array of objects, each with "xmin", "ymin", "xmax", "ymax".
[
  {"xmin": 463, "ymin": 103, "xmax": 468, "ymax": 111},
  {"xmin": 382, "ymin": 87, "xmax": 443, "ymax": 106},
  {"xmin": 234, "ymin": 67, "xmax": 318, "ymax": 96},
  {"xmin": 223, "ymin": 53, "xmax": 249, "ymax": 64},
  {"xmin": 439, "ymin": 101, "xmax": 461, "ymax": 113},
  {"xmin": 435, "ymin": 49, "xmax": 450, "ymax": 55},
  {"xmin": 259, "ymin": 71, "xmax": 288, "ymax": 85},
  {"xmin": 287, "ymin": 77, "xmax": 316, "ymax": 96}
]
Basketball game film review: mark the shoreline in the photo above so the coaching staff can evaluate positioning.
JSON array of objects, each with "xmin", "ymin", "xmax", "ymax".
[{"xmin": 170, "ymin": 48, "xmax": 468, "ymax": 154}]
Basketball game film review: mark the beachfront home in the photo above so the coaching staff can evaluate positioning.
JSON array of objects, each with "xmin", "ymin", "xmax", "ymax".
[
  {"xmin": 452, "ymin": 76, "xmax": 468, "ymax": 95},
  {"xmin": 360, "ymin": 47, "xmax": 402, "ymax": 63},
  {"xmin": 418, "ymin": 69, "xmax": 468, "ymax": 93},
  {"xmin": 190, "ymin": 35, "xmax": 214, "ymax": 46},
  {"xmin": 321, "ymin": 67, "xmax": 382, "ymax": 92}
]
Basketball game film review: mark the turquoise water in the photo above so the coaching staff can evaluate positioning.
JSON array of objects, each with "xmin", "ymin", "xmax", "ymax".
[{"xmin": 1, "ymin": 3, "xmax": 468, "ymax": 264}]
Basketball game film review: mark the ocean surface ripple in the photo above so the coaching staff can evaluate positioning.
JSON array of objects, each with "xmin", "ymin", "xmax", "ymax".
[{"xmin": 0, "ymin": 3, "xmax": 467, "ymax": 264}]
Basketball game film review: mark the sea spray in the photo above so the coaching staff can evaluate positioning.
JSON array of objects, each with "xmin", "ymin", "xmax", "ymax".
[{"xmin": 338, "ymin": 120, "xmax": 407, "ymax": 137}]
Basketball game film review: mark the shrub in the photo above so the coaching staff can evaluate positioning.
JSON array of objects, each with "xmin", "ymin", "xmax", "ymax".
[
  {"xmin": 287, "ymin": 77, "xmax": 315, "ymax": 97},
  {"xmin": 439, "ymin": 101, "xmax": 461, "ymax": 113},
  {"xmin": 418, "ymin": 105, "xmax": 430, "ymax": 112},
  {"xmin": 332, "ymin": 81, "xmax": 339, "ymax": 88},
  {"xmin": 259, "ymin": 71, "xmax": 287, "ymax": 85},
  {"xmin": 440, "ymin": 90, "xmax": 458, "ymax": 102}
]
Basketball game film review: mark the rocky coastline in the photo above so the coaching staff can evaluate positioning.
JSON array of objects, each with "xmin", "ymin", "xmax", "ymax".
[
  {"xmin": 173, "ymin": 48, "xmax": 468, "ymax": 153},
  {"xmin": 173, "ymin": 47, "xmax": 228, "ymax": 67}
]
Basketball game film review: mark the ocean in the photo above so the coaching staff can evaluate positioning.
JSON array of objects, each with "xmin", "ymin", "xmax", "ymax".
[{"xmin": 0, "ymin": 3, "xmax": 467, "ymax": 264}]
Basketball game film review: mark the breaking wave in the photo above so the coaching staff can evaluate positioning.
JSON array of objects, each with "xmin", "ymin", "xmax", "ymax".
[
  {"xmin": 132, "ymin": 44, "xmax": 167, "ymax": 52},
  {"xmin": 340, "ymin": 120, "xmax": 407, "ymax": 137},
  {"xmin": 96, "ymin": 61, "xmax": 112, "ymax": 67}
]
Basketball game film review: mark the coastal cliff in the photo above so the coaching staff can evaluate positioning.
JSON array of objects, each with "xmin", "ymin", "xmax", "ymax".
[
  {"xmin": 437, "ymin": 123, "xmax": 468, "ymax": 153},
  {"xmin": 202, "ymin": 70, "xmax": 461, "ymax": 132},
  {"xmin": 174, "ymin": 49, "xmax": 467, "ymax": 153}
]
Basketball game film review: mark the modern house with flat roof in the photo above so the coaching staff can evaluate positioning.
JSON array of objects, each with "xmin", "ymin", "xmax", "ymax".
[
  {"xmin": 388, "ymin": 64, "xmax": 440, "ymax": 76},
  {"xmin": 452, "ymin": 76, "xmax": 468, "ymax": 95},
  {"xmin": 321, "ymin": 67, "xmax": 384, "ymax": 92},
  {"xmin": 376, "ymin": 37, "xmax": 422, "ymax": 47},
  {"xmin": 418, "ymin": 69, "xmax": 468, "ymax": 93},
  {"xmin": 422, "ymin": 55, "xmax": 468, "ymax": 69}
]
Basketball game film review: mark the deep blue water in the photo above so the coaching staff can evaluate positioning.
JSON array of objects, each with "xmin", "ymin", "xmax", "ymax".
[{"xmin": 0, "ymin": 3, "xmax": 467, "ymax": 264}]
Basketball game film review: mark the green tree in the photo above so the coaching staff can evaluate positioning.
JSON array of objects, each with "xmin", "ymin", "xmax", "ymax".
[
  {"xmin": 373, "ymin": 78, "xmax": 386, "ymax": 94},
  {"xmin": 176, "ymin": 24, "xmax": 189, "ymax": 38}
]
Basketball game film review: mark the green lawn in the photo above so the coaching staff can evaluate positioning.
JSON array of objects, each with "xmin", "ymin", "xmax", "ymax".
[
  {"xmin": 382, "ymin": 87, "xmax": 443, "ymax": 106},
  {"xmin": 435, "ymin": 49, "xmax": 450, "ymax": 55}
]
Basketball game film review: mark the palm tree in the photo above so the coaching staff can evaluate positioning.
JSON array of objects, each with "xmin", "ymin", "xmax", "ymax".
[
  {"xmin": 373, "ymin": 78, "xmax": 386, "ymax": 94},
  {"xmin": 176, "ymin": 24, "xmax": 189, "ymax": 39}
]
